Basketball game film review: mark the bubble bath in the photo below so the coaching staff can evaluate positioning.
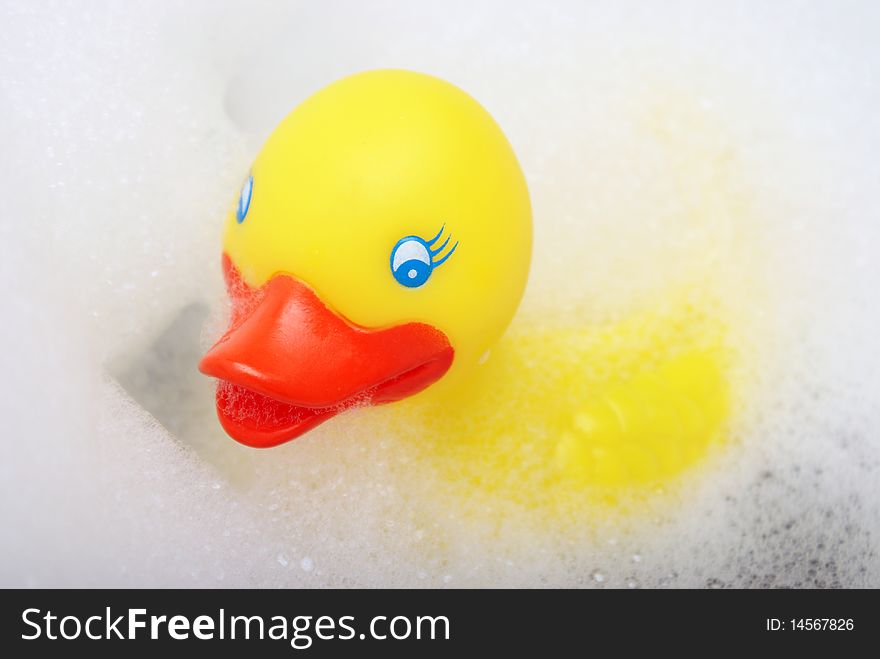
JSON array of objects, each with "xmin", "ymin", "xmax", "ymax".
[{"xmin": 1, "ymin": 1, "xmax": 878, "ymax": 587}]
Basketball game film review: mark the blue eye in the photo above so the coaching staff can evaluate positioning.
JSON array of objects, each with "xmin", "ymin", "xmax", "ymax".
[
  {"xmin": 390, "ymin": 225, "xmax": 458, "ymax": 288},
  {"xmin": 236, "ymin": 174, "xmax": 253, "ymax": 223}
]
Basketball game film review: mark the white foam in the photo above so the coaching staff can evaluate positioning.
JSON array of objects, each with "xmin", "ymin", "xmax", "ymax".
[{"xmin": 0, "ymin": 0, "xmax": 877, "ymax": 587}]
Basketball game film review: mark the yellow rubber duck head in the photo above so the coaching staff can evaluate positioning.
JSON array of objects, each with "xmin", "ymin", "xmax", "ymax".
[{"xmin": 200, "ymin": 70, "xmax": 532, "ymax": 447}]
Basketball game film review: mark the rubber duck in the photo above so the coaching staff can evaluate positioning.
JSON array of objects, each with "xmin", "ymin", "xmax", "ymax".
[
  {"xmin": 199, "ymin": 70, "xmax": 729, "ymax": 494},
  {"xmin": 200, "ymin": 70, "xmax": 531, "ymax": 447}
]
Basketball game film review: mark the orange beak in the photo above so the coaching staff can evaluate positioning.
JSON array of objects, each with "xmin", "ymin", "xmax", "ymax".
[{"xmin": 199, "ymin": 255, "xmax": 453, "ymax": 447}]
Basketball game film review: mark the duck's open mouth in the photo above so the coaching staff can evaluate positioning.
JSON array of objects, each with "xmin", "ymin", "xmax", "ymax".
[
  {"xmin": 199, "ymin": 255, "xmax": 453, "ymax": 448},
  {"xmin": 212, "ymin": 356, "xmax": 451, "ymax": 448},
  {"xmin": 213, "ymin": 381, "xmax": 339, "ymax": 448}
]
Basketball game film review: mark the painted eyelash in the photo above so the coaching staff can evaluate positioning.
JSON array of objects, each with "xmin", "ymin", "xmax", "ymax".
[{"xmin": 425, "ymin": 224, "xmax": 459, "ymax": 267}]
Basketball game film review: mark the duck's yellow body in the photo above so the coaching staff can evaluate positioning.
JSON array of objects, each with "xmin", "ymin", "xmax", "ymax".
[{"xmin": 401, "ymin": 299, "xmax": 729, "ymax": 502}]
